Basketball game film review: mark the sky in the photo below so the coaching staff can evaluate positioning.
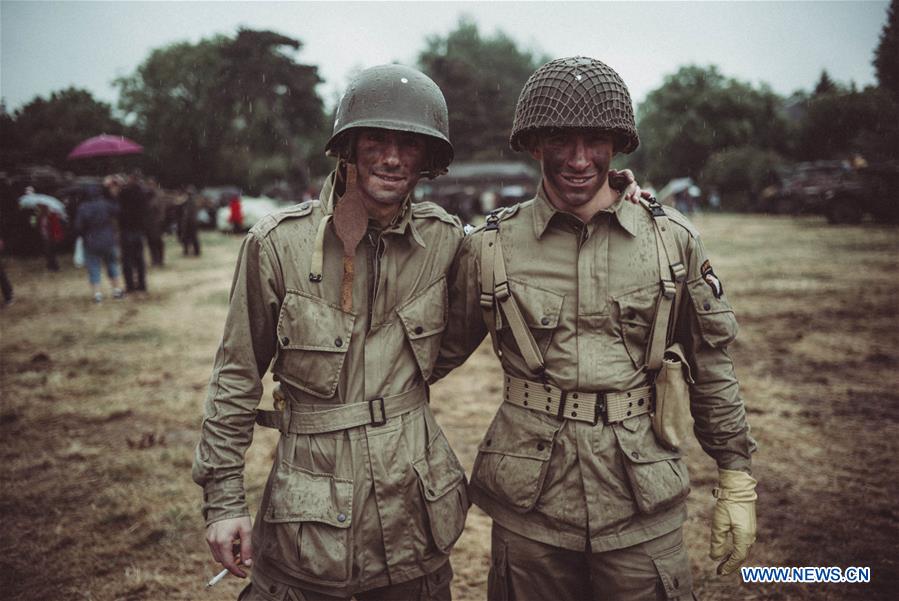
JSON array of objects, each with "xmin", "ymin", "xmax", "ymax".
[{"xmin": 0, "ymin": 0, "xmax": 891, "ymax": 114}]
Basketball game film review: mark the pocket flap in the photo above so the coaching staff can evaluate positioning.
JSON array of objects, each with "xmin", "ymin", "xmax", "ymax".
[
  {"xmin": 264, "ymin": 464, "xmax": 353, "ymax": 528},
  {"xmin": 477, "ymin": 404, "xmax": 557, "ymax": 461},
  {"xmin": 687, "ymin": 277, "xmax": 738, "ymax": 348},
  {"xmin": 652, "ymin": 545, "xmax": 694, "ymax": 599},
  {"xmin": 413, "ymin": 453, "xmax": 465, "ymax": 501},
  {"xmin": 397, "ymin": 276, "xmax": 448, "ymax": 339},
  {"xmin": 506, "ymin": 278, "xmax": 563, "ymax": 330},
  {"xmin": 277, "ymin": 290, "xmax": 354, "ymax": 353},
  {"xmin": 614, "ymin": 418, "xmax": 681, "ymax": 463}
]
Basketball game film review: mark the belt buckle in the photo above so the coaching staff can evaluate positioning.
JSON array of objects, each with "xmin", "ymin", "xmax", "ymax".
[
  {"xmin": 593, "ymin": 393, "xmax": 607, "ymax": 426},
  {"xmin": 368, "ymin": 397, "xmax": 386, "ymax": 427}
]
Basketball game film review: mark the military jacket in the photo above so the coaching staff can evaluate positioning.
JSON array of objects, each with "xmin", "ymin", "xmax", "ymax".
[
  {"xmin": 193, "ymin": 173, "xmax": 468, "ymax": 594},
  {"xmin": 433, "ymin": 186, "xmax": 755, "ymax": 552}
]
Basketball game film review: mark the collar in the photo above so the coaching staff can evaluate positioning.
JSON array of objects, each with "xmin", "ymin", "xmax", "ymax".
[{"xmin": 532, "ymin": 181, "xmax": 639, "ymax": 239}]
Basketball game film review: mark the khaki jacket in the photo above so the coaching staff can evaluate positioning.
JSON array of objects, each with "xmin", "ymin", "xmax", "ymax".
[
  {"xmin": 434, "ymin": 187, "xmax": 755, "ymax": 552},
  {"xmin": 193, "ymin": 173, "xmax": 468, "ymax": 594}
]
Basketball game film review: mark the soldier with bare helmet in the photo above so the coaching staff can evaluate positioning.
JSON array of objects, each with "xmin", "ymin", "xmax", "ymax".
[
  {"xmin": 433, "ymin": 56, "xmax": 758, "ymax": 600},
  {"xmin": 193, "ymin": 64, "xmax": 469, "ymax": 600}
]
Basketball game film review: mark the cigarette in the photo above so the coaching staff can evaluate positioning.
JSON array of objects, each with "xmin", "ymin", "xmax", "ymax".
[{"xmin": 206, "ymin": 568, "xmax": 229, "ymax": 588}]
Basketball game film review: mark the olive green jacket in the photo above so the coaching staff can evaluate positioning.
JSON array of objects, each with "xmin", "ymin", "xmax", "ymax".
[
  {"xmin": 433, "ymin": 187, "xmax": 755, "ymax": 552},
  {"xmin": 192, "ymin": 173, "xmax": 468, "ymax": 594}
]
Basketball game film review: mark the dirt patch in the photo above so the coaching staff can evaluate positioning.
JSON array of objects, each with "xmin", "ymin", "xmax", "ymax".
[{"xmin": 1, "ymin": 217, "xmax": 897, "ymax": 600}]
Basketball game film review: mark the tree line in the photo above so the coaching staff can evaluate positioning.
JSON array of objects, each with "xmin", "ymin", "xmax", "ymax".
[{"xmin": 2, "ymin": 4, "xmax": 897, "ymax": 206}]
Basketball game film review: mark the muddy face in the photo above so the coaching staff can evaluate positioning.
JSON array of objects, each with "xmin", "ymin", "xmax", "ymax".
[
  {"xmin": 531, "ymin": 128, "xmax": 614, "ymax": 211},
  {"xmin": 353, "ymin": 128, "xmax": 427, "ymax": 207}
]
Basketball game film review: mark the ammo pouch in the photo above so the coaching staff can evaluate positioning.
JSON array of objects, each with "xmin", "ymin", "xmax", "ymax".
[
  {"xmin": 640, "ymin": 198, "xmax": 694, "ymax": 451},
  {"xmin": 651, "ymin": 342, "xmax": 694, "ymax": 451}
]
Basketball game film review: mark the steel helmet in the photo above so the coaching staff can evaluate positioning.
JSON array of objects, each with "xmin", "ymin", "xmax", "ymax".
[
  {"xmin": 325, "ymin": 64, "xmax": 454, "ymax": 178},
  {"xmin": 510, "ymin": 56, "xmax": 639, "ymax": 154}
]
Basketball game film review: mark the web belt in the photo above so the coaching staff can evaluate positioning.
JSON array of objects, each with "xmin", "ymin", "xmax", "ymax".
[
  {"xmin": 502, "ymin": 374, "xmax": 653, "ymax": 425},
  {"xmin": 255, "ymin": 384, "xmax": 426, "ymax": 435}
]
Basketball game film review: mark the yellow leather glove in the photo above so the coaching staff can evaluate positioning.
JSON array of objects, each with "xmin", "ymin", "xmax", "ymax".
[{"xmin": 710, "ymin": 468, "xmax": 757, "ymax": 575}]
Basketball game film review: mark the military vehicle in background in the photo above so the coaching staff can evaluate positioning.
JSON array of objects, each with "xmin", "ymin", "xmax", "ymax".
[
  {"xmin": 415, "ymin": 161, "xmax": 539, "ymax": 222},
  {"xmin": 761, "ymin": 159, "xmax": 899, "ymax": 224}
]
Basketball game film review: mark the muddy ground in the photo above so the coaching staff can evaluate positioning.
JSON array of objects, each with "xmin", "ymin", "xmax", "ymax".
[{"xmin": 1, "ymin": 214, "xmax": 897, "ymax": 601}]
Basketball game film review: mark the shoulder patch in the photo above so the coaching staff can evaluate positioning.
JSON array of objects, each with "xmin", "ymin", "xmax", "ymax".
[
  {"xmin": 412, "ymin": 201, "xmax": 463, "ymax": 229},
  {"xmin": 251, "ymin": 199, "xmax": 320, "ymax": 237}
]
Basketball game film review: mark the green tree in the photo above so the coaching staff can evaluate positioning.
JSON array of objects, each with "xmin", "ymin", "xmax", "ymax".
[
  {"xmin": 418, "ymin": 17, "xmax": 548, "ymax": 161},
  {"xmin": 813, "ymin": 70, "xmax": 840, "ymax": 96},
  {"xmin": 874, "ymin": 0, "xmax": 899, "ymax": 98},
  {"xmin": 0, "ymin": 88, "xmax": 125, "ymax": 170},
  {"xmin": 628, "ymin": 65, "xmax": 789, "ymax": 186},
  {"xmin": 116, "ymin": 29, "xmax": 327, "ymax": 190}
]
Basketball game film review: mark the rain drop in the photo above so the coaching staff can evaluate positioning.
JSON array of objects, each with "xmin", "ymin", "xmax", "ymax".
[{"xmin": 401, "ymin": 77, "xmax": 409, "ymax": 84}]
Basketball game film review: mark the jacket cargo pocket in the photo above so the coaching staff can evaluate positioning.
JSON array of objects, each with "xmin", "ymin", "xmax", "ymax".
[
  {"xmin": 262, "ymin": 463, "xmax": 354, "ymax": 585},
  {"xmin": 397, "ymin": 276, "xmax": 448, "ymax": 381},
  {"xmin": 275, "ymin": 290, "xmax": 355, "ymax": 398},
  {"xmin": 497, "ymin": 279, "xmax": 563, "ymax": 358},
  {"xmin": 614, "ymin": 284, "xmax": 659, "ymax": 369},
  {"xmin": 472, "ymin": 403, "xmax": 561, "ymax": 512},
  {"xmin": 687, "ymin": 276, "xmax": 738, "ymax": 348},
  {"xmin": 412, "ymin": 431, "xmax": 469, "ymax": 553},
  {"xmin": 614, "ymin": 416, "xmax": 690, "ymax": 515}
]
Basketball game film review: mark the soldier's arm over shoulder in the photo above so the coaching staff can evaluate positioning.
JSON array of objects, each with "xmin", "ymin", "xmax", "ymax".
[
  {"xmin": 674, "ymin": 217, "xmax": 756, "ymax": 473},
  {"xmin": 431, "ymin": 227, "xmax": 488, "ymax": 382},
  {"xmin": 192, "ymin": 228, "xmax": 284, "ymax": 526}
]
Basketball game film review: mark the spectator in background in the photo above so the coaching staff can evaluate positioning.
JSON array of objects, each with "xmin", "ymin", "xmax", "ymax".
[
  {"xmin": 179, "ymin": 186, "xmax": 201, "ymax": 256},
  {"xmin": 227, "ymin": 194, "xmax": 243, "ymax": 234},
  {"xmin": 35, "ymin": 203, "xmax": 64, "ymax": 271},
  {"xmin": 145, "ymin": 178, "xmax": 166, "ymax": 267},
  {"xmin": 75, "ymin": 180, "xmax": 124, "ymax": 303},
  {"xmin": 118, "ymin": 172, "xmax": 149, "ymax": 292}
]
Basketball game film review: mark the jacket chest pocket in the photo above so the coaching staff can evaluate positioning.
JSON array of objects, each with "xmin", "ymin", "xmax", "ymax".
[
  {"xmin": 262, "ymin": 463, "xmax": 354, "ymax": 585},
  {"xmin": 613, "ymin": 416, "xmax": 690, "ymax": 515},
  {"xmin": 471, "ymin": 402, "xmax": 561, "ymax": 512},
  {"xmin": 498, "ymin": 279, "xmax": 564, "ymax": 359},
  {"xmin": 275, "ymin": 290, "xmax": 355, "ymax": 398},
  {"xmin": 396, "ymin": 276, "xmax": 448, "ymax": 381},
  {"xmin": 614, "ymin": 284, "xmax": 660, "ymax": 370}
]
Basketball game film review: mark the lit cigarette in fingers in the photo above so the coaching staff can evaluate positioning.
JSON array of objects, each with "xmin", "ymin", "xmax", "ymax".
[{"xmin": 206, "ymin": 568, "xmax": 229, "ymax": 588}]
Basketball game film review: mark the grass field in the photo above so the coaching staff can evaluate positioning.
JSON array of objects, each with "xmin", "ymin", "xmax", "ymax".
[{"xmin": 1, "ymin": 214, "xmax": 897, "ymax": 601}]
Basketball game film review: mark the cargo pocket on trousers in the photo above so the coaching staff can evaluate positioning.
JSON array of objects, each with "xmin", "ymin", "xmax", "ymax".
[
  {"xmin": 397, "ymin": 276, "xmax": 448, "ymax": 381},
  {"xmin": 275, "ymin": 290, "xmax": 355, "ymax": 399},
  {"xmin": 412, "ymin": 432, "xmax": 469, "ymax": 553},
  {"xmin": 263, "ymin": 463, "xmax": 354, "ymax": 585},
  {"xmin": 652, "ymin": 542, "xmax": 694, "ymax": 599},
  {"xmin": 472, "ymin": 403, "xmax": 560, "ymax": 512},
  {"xmin": 614, "ymin": 416, "xmax": 690, "ymax": 515}
]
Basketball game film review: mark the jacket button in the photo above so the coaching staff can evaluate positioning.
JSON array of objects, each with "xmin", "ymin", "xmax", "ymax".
[
  {"xmin": 537, "ymin": 442, "xmax": 545, "ymax": 451},
  {"xmin": 337, "ymin": 512, "xmax": 347, "ymax": 523},
  {"xmin": 269, "ymin": 585, "xmax": 278, "ymax": 594},
  {"xmin": 335, "ymin": 337, "xmax": 343, "ymax": 347},
  {"xmin": 485, "ymin": 438, "xmax": 492, "ymax": 446},
  {"xmin": 673, "ymin": 577, "xmax": 680, "ymax": 588},
  {"xmin": 414, "ymin": 325, "xmax": 423, "ymax": 335},
  {"xmin": 427, "ymin": 488, "xmax": 435, "ymax": 496},
  {"xmin": 703, "ymin": 301, "xmax": 712, "ymax": 310},
  {"xmin": 541, "ymin": 316, "xmax": 550, "ymax": 326},
  {"xmin": 281, "ymin": 336, "xmax": 290, "ymax": 346},
  {"xmin": 631, "ymin": 451, "xmax": 640, "ymax": 459}
]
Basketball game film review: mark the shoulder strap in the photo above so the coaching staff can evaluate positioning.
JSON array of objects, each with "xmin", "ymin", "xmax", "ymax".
[
  {"xmin": 641, "ymin": 198, "xmax": 687, "ymax": 371},
  {"xmin": 479, "ymin": 215, "xmax": 546, "ymax": 375}
]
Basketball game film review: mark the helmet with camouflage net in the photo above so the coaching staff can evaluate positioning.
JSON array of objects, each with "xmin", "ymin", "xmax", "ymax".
[
  {"xmin": 325, "ymin": 64, "xmax": 454, "ymax": 178},
  {"xmin": 510, "ymin": 56, "xmax": 639, "ymax": 154}
]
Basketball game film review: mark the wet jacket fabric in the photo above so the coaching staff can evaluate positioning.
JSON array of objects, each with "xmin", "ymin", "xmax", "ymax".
[
  {"xmin": 192, "ymin": 172, "xmax": 468, "ymax": 595},
  {"xmin": 74, "ymin": 195, "xmax": 119, "ymax": 254},
  {"xmin": 433, "ymin": 186, "xmax": 755, "ymax": 553}
]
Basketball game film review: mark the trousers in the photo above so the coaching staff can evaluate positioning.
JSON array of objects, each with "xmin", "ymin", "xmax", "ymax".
[
  {"xmin": 487, "ymin": 523, "xmax": 695, "ymax": 601},
  {"xmin": 238, "ymin": 561, "xmax": 453, "ymax": 601}
]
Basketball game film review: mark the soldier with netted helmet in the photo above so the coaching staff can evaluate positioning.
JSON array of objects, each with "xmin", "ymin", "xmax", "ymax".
[
  {"xmin": 434, "ymin": 56, "xmax": 758, "ymax": 599},
  {"xmin": 193, "ymin": 64, "xmax": 469, "ymax": 600}
]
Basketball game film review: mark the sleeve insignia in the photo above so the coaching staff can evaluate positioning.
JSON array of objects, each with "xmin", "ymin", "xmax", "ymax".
[{"xmin": 701, "ymin": 259, "xmax": 724, "ymax": 299}]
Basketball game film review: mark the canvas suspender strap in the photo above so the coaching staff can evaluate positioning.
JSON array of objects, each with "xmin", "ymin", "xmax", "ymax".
[
  {"xmin": 641, "ymin": 198, "xmax": 688, "ymax": 371},
  {"xmin": 479, "ymin": 215, "xmax": 546, "ymax": 375}
]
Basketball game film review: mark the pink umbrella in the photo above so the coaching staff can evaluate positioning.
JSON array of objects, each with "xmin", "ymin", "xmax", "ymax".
[{"xmin": 67, "ymin": 135, "xmax": 143, "ymax": 160}]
